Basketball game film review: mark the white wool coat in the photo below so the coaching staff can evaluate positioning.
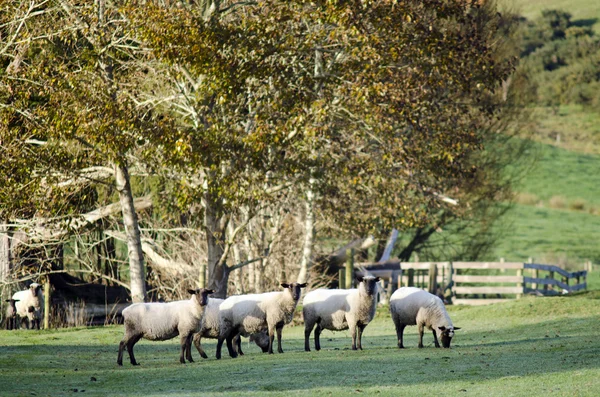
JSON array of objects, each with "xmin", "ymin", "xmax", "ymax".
[
  {"xmin": 389, "ymin": 287, "xmax": 453, "ymax": 331},
  {"xmin": 302, "ymin": 284, "xmax": 378, "ymax": 331},
  {"xmin": 122, "ymin": 297, "xmax": 205, "ymax": 341},
  {"xmin": 12, "ymin": 284, "xmax": 44, "ymax": 323}
]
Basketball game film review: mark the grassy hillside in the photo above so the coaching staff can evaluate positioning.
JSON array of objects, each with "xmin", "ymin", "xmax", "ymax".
[
  {"xmin": 502, "ymin": 0, "xmax": 600, "ymax": 33},
  {"xmin": 1, "ymin": 292, "xmax": 599, "ymax": 396}
]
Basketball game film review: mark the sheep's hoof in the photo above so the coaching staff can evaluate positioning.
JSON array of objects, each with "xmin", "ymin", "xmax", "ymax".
[
  {"xmin": 200, "ymin": 353, "xmax": 208, "ymax": 359},
  {"xmin": 398, "ymin": 345, "xmax": 404, "ymax": 349},
  {"xmin": 131, "ymin": 361, "xmax": 140, "ymax": 366},
  {"xmin": 117, "ymin": 361, "xmax": 123, "ymax": 366},
  {"xmin": 418, "ymin": 344, "xmax": 424, "ymax": 349},
  {"xmin": 278, "ymin": 349, "xmax": 284, "ymax": 354},
  {"xmin": 187, "ymin": 358, "xmax": 194, "ymax": 363},
  {"xmin": 351, "ymin": 346, "xmax": 357, "ymax": 351}
]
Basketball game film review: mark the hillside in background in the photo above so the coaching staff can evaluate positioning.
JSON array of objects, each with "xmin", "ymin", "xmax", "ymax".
[{"xmin": 488, "ymin": 1, "xmax": 600, "ymax": 267}]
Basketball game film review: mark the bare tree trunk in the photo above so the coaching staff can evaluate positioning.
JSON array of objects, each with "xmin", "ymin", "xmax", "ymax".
[
  {"xmin": 297, "ymin": 182, "xmax": 315, "ymax": 284},
  {"xmin": 114, "ymin": 163, "xmax": 146, "ymax": 303},
  {"xmin": 228, "ymin": 220, "xmax": 244, "ymax": 295},
  {"xmin": 0, "ymin": 222, "xmax": 11, "ymax": 281},
  {"xmin": 204, "ymin": 193, "xmax": 229, "ymax": 298}
]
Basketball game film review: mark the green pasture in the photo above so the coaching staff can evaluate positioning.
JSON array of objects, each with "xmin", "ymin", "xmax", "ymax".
[
  {"xmin": 502, "ymin": 0, "xmax": 600, "ymax": 32},
  {"xmin": 1, "ymin": 292, "xmax": 599, "ymax": 396}
]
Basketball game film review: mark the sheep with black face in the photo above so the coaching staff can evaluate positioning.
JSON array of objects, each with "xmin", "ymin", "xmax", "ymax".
[
  {"xmin": 117, "ymin": 288, "xmax": 213, "ymax": 366},
  {"xmin": 390, "ymin": 287, "xmax": 460, "ymax": 348},
  {"xmin": 216, "ymin": 282, "xmax": 306, "ymax": 359},
  {"xmin": 303, "ymin": 275, "xmax": 381, "ymax": 351},
  {"xmin": 12, "ymin": 283, "xmax": 44, "ymax": 330},
  {"xmin": 5, "ymin": 298, "xmax": 20, "ymax": 330}
]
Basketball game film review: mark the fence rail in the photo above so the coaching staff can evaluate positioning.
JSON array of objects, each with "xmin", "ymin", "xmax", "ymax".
[{"xmin": 351, "ymin": 258, "xmax": 588, "ymax": 305}]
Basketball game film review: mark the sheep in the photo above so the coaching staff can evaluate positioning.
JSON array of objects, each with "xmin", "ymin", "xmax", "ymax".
[
  {"xmin": 389, "ymin": 287, "xmax": 460, "ymax": 349},
  {"xmin": 117, "ymin": 288, "xmax": 213, "ymax": 366},
  {"xmin": 303, "ymin": 275, "xmax": 380, "ymax": 351},
  {"xmin": 192, "ymin": 298, "xmax": 269, "ymax": 359},
  {"xmin": 216, "ymin": 282, "xmax": 307, "ymax": 359},
  {"xmin": 4, "ymin": 299, "xmax": 20, "ymax": 330},
  {"xmin": 12, "ymin": 283, "xmax": 44, "ymax": 330}
]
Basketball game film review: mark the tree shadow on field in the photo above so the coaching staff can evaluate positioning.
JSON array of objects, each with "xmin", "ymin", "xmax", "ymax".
[
  {"xmin": 570, "ymin": 18, "xmax": 598, "ymax": 28},
  {"xmin": 0, "ymin": 315, "xmax": 598, "ymax": 395}
]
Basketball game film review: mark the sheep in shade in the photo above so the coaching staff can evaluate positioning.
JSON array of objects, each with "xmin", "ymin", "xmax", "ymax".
[
  {"xmin": 303, "ymin": 275, "xmax": 381, "ymax": 351},
  {"xmin": 12, "ymin": 283, "xmax": 44, "ymax": 330},
  {"xmin": 216, "ymin": 282, "xmax": 306, "ymax": 359},
  {"xmin": 390, "ymin": 287, "xmax": 460, "ymax": 348},
  {"xmin": 4, "ymin": 299, "xmax": 20, "ymax": 330},
  {"xmin": 192, "ymin": 297, "xmax": 269, "ymax": 358},
  {"xmin": 117, "ymin": 288, "xmax": 213, "ymax": 366}
]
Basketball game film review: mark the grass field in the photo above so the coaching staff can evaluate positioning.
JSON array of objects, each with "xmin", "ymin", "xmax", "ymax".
[
  {"xmin": 501, "ymin": 0, "xmax": 600, "ymax": 32},
  {"xmin": 1, "ymin": 292, "xmax": 600, "ymax": 397}
]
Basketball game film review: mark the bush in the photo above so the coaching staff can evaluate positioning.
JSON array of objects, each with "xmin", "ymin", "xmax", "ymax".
[
  {"xmin": 548, "ymin": 195, "xmax": 567, "ymax": 209},
  {"xmin": 569, "ymin": 198, "xmax": 587, "ymax": 211}
]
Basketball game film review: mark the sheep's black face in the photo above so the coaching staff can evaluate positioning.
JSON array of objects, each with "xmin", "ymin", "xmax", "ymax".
[
  {"xmin": 281, "ymin": 282, "xmax": 307, "ymax": 301},
  {"xmin": 357, "ymin": 276, "xmax": 381, "ymax": 296},
  {"xmin": 188, "ymin": 288, "xmax": 214, "ymax": 306},
  {"xmin": 439, "ymin": 326, "xmax": 459, "ymax": 348}
]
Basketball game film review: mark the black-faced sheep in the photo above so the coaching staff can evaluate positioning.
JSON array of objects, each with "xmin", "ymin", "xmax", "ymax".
[
  {"xmin": 4, "ymin": 299, "xmax": 20, "ymax": 330},
  {"xmin": 389, "ymin": 287, "xmax": 460, "ymax": 348},
  {"xmin": 117, "ymin": 288, "xmax": 213, "ymax": 366},
  {"xmin": 192, "ymin": 297, "xmax": 269, "ymax": 359},
  {"xmin": 216, "ymin": 282, "xmax": 306, "ymax": 359},
  {"xmin": 302, "ymin": 275, "xmax": 380, "ymax": 351},
  {"xmin": 12, "ymin": 283, "xmax": 44, "ymax": 330}
]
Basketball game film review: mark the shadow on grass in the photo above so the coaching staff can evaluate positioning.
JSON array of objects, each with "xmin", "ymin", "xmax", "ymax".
[{"xmin": 0, "ymin": 315, "xmax": 598, "ymax": 395}]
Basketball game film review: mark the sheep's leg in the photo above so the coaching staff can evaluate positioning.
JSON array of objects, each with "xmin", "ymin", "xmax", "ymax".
[
  {"xmin": 216, "ymin": 336, "xmax": 225, "ymax": 360},
  {"xmin": 225, "ymin": 330, "xmax": 238, "ymax": 358},
  {"xmin": 395, "ymin": 323, "xmax": 406, "ymax": 349},
  {"xmin": 234, "ymin": 334, "xmax": 244, "ymax": 356},
  {"xmin": 350, "ymin": 323, "xmax": 358, "ymax": 350},
  {"xmin": 432, "ymin": 330, "xmax": 441, "ymax": 348},
  {"xmin": 304, "ymin": 317, "xmax": 316, "ymax": 352},
  {"xmin": 276, "ymin": 321, "xmax": 284, "ymax": 354},
  {"xmin": 192, "ymin": 333, "xmax": 208, "ymax": 359},
  {"xmin": 267, "ymin": 323, "xmax": 276, "ymax": 354},
  {"xmin": 314, "ymin": 323, "xmax": 323, "ymax": 351},
  {"xmin": 185, "ymin": 332, "xmax": 194, "ymax": 363},
  {"xmin": 356, "ymin": 323, "xmax": 366, "ymax": 350},
  {"xmin": 117, "ymin": 339, "xmax": 126, "ymax": 366},
  {"xmin": 179, "ymin": 334, "xmax": 189, "ymax": 364},
  {"xmin": 126, "ymin": 334, "xmax": 143, "ymax": 365},
  {"xmin": 418, "ymin": 324, "xmax": 425, "ymax": 348}
]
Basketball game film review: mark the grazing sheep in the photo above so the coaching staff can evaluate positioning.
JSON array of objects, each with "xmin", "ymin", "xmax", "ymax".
[
  {"xmin": 117, "ymin": 288, "xmax": 213, "ymax": 366},
  {"xmin": 192, "ymin": 298, "xmax": 269, "ymax": 359},
  {"xmin": 389, "ymin": 287, "xmax": 460, "ymax": 348},
  {"xmin": 303, "ymin": 275, "xmax": 381, "ymax": 351},
  {"xmin": 4, "ymin": 299, "xmax": 20, "ymax": 330},
  {"xmin": 216, "ymin": 282, "xmax": 307, "ymax": 359},
  {"xmin": 12, "ymin": 283, "xmax": 44, "ymax": 330}
]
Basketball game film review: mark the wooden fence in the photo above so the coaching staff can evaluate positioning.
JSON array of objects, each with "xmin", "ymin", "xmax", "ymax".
[{"xmin": 351, "ymin": 259, "xmax": 588, "ymax": 305}]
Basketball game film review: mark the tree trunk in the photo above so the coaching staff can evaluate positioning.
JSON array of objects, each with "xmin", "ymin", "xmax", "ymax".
[
  {"xmin": 114, "ymin": 163, "xmax": 146, "ymax": 303},
  {"xmin": 297, "ymin": 183, "xmax": 315, "ymax": 284},
  {"xmin": 228, "ymin": 221, "xmax": 244, "ymax": 294},
  {"xmin": 204, "ymin": 192, "xmax": 229, "ymax": 298},
  {"xmin": 0, "ymin": 222, "xmax": 11, "ymax": 281}
]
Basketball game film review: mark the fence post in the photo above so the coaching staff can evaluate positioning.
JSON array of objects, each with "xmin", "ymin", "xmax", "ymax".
[
  {"xmin": 516, "ymin": 267, "xmax": 523, "ymax": 299},
  {"xmin": 345, "ymin": 249, "xmax": 354, "ymax": 289},
  {"xmin": 407, "ymin": 268, "xmax": 415, "ymax": 287},
  {"xmin": 339, "ymin": 269, "xmax": 345, "ymax": 289},
  {"xmin": 428, "ymin": 263, "xmax": 438, "ymax": 294},
  {"xmin": 44, "ymin": 277, "xmax": 51, "ymax": 330}
]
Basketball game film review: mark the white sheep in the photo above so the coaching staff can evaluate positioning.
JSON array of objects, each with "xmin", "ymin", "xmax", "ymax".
[
  {"xmin": 4, "ymin": 298, "xmax": 20, "ymax": 330},
  {"xmin": 12, "ymin": 283, "xmax": 44, "ymax": 330},
  {"xmin": 117, "ymin": 288, "xmax": 213, "ymax": 366},
  {"xmin": 216, "ymin": 282, "xmax": 306, "ymax": 359},
  {"xmin": 389, "ymin": 287, "xmax": 460, "ymax": 348},
  {"xmin": 192, "ymin": 298, "xmax": 269, "ymax": 358},
  {"xmin": 303, "ymin": 275, "xmax": 380, "ymax": 351}
]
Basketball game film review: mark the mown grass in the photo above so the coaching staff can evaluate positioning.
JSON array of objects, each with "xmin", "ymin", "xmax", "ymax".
[
  {"xmin": 1, "ymin": 292, "xmax": 600, "ymax": 397},
  {"xmin": 501, "ymin": 0, "xmax": 600, "ymax": 32}
]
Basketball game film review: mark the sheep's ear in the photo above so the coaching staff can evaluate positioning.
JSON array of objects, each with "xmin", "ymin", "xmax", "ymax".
[
  {"xmin": 374, "ymin": 277, "xmax": 381, "ymax": 282},
  {"xmin": 281, "ymin": 283, "xmax": 290, "ymax": 288},
  {"xmin": 187, "ymin": 289, "xmax": 197, "ymax": 295},
  {"xmin": 356, "ymin": 276, "xmax": 364, "ymax": 283},
  {"xmin": 453, "ymin": 327, "xmax": 461, "ymax": 330},
  {"xmin": 205, "ymin": 289, "xmax": 214, "ymax": 295},
  {"xmin": 298, "ymin": 283, "xmax": 307, "ymax": 288},
  {"xmin": 438, "ymin": 326, "xmax": 446, "ymax": 331},
  {"xmin": 4, "ymin": 299, "xmax": 9, "ymax": 302}
]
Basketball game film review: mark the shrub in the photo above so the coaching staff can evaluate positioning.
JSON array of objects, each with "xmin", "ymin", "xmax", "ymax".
[
  {"xmin": 548, "ymin": 195, "xmax": 567, "ymax": 209},
  {"xmin": 569, "ymin": 198, "xmax": 587, "ymax": 211}
]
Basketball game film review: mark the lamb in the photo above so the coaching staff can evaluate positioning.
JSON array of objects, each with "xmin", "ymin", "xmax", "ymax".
[
  {"xmin": 192, "ymin": 298, "xmax": 269, "ymax": 358},
  {"xmin": 389, "ymin": 287, "xmax": 460, "ymax": 348},
  {"xmin": 12, "ymin": 283, "xmax": 44, "ymax": 330},
  {"xmin": 216, "ymin": 282, "xmax": 307, "ymax": 359},
  {"xmin": 4, "ymin": 299, "xmax": 20, "ymax": 330},
  {"xmin": 117, "ymin": 288, "xmax": 213, "ymax": 366},
  {"xmin": 303, "ymin": 275, "xmax": 380, "ymax": 351}
]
